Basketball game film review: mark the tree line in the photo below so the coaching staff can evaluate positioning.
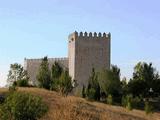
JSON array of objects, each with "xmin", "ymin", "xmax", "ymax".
[
  {"xmin": 7, "ymin": 57, "xmax": 160, "ymax": 113},
  {"xmin": 7, "ymin": 56, "xmax": 74, "ymax": 96},
  {"xmin": 83, "ymin": 62, "xmax": 160, "ymax": 113}
]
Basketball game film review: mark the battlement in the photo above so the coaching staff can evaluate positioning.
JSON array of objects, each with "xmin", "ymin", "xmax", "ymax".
[
  {"xmin": 68, "ymin": 31, "xmax": 111, "ymax": 89},
  {"xmin": 25, "ymin": 57, "xmax": 68, "ymax": 62},
  {"xmin": 69, "ymin": 31, "xmax": 111, "ymax": 40},
  {"xmin": 24, "ymin": 31, "xmax": 111, "ymax": 88}
]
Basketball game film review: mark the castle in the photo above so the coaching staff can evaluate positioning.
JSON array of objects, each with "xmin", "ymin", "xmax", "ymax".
[{"xmin": 24, "ymin": 31, "xmax": 111, "ymax": 89}]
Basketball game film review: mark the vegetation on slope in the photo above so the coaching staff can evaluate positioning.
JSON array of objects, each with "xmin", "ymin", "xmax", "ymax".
[
  {"xmin": 0, "ymin": 90, "xmax": 48, "ymax": 120},
  {"xmin": 1, "ymin": 87, "xmax": 159, "ymax": 120},
  {"xmin": 5, "ymin": 59, "xmax": 160, "ymax": 119}
]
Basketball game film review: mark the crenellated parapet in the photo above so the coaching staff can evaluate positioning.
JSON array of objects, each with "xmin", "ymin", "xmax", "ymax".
[
  {"xmin": 68, "ymin": 31, "xmax": 111, "ymax": 90},
  {"xmin": 69, "ymin": 31, "xmax": 111, "ymax": 42},
  {"xmin": 25, "ymin": 57, "xmax": 68, "ymax": 63}
]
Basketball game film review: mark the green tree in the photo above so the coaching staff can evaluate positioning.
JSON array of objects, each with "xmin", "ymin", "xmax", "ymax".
[
  {"xmin": 86, "ymin": 68, "xmax": 100, "ymax": 101},
  {"xmin": 7, "ymin": 63, "xmax": 29, "ymax": 87},
  {"xmin": 128, "ymin": 62, "xmax": 160, "ymax": 97},
  {"xmin": 153, "ymin": 80, "xmax": 160, "ymax": 96},
  {"xmin": 37, "ymin": 56, "xmax": 51, "ymax": 89},
  {"xmin": 128, "ymin": 78, "xmax": 146, "ymax": 97},
  {"xmin": 51, "ymin": 62, "xmax": 63, "ymax": 79},
  {"xmin": 51, "ymin": 62, "xmax": 63, "ymax": 90},
  {"xmin": 57, "ymin": 70, "xmax": 73, "ymax": 96},
  {"xmin": 121, "ymin": 77, "xmax": 128, "ymax": 95},
  {"xmin": 98, "ymin": 65, "xmax": 122, "ymax": 102}
]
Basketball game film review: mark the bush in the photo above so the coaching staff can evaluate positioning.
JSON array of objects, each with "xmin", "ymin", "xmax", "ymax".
[
  {"xmin": 107, "ymin": 94, "xmax": 113, "ymax": 105},
  {"xmin": 86, "ymin": 68, "xmax": 100, "ymax": 101},
  {"xmin": 17, "ymin": 79, "xmax": 29, "ymax": 87},
  {"xmin": 127, "ymin": 101, "xmax": 132, "ymax": 110},
  {"xmin": 87, "ymin": 88, "xmax": 96, "ymax": 100},
  {"xmin": 132, "ymin": 96, "xmax": 141, "ymax": 109},
  {"xmin": 122, "ymin": 95, "xmax": 144, "ymax": 110},
  {"xmin": 57, "ymin": 70, "xmax": 73, "ymax": 96},
  {"xmin": 0, "ymin": 94, "xmax": 5, "ymax": 104},
  {"xmin": 9, "ymin": 85, "xmax": 17, "ymax": 92},
  {"xmin": 121, "ymin": 96, "xmax": 127, "ymax": 107},
  {"xmin": 50, "ymin": 78, "xmax": 59, "ymax": 91},
  {"xmin": 36, "ymin": 56, "xmax": 51, "ymax": 90},
  {"xmin": 0, "ymin": 92, "xmax": 48, "ymax": 120},
  {"xmin": 145, "ymin": 101, "xmax": 153, "ymax": 114},
  {"xmin": 121, "ymin": 95, "xmax": 133, "ymax": 110}
]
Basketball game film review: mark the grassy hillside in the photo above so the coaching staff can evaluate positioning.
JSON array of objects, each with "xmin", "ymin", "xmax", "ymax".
[{"xmin": 0, "ymin": 87, "xmax": 160, "ymax": 120}]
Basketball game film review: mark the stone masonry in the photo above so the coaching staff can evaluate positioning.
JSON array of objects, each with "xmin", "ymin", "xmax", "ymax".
[
  {"xmin": 24, "ymin": 58, "xmax": 68, "ymax": 85},
  {"xmin": 24, "ymin": 31, "xmax": 111, "ymax": 89},
  {"xmin": 68, "ymin": 31, "xmax": 111, "ymax": 89}
]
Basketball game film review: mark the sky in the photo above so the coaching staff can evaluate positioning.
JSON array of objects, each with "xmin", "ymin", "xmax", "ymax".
[{"xmin": 0, "ymin": 0, "xmax": 160, "ymax": 87}]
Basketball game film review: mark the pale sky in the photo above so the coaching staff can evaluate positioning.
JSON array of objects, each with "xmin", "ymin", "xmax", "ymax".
[{"xmin": 1, "ymin": 0, "xmax": 160, "ymax": 87}]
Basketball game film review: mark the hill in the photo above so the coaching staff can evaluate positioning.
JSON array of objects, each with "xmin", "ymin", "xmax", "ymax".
[{"xmin": 0, "ymin": 87, "xmax": 160, "ymax": 120}]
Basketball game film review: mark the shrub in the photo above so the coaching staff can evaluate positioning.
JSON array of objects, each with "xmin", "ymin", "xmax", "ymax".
[
  {"xmin": 0, "ymin": 92, "xmax": 48, "ymax": 120},
  {"xmin": 107, "ymin": 94, "xmax": 113, "ymax": 105},
  {"xmin": 122, "ymin": 95, "xmax": 144, "ymax": 110},
  {"xmin": 86, "ymin": 68, "xmax": 100, "ymax": 101},
  {"xmin": 50, "ymin": 78, "xmax": 59, "ymax": 91},
  {"xmin": 9, "ymin": 84, "xmax": 17, "ymax": 92},
  {"xmin": 36, "ymin": 56, "xmax": 51, "ymax": 90},
  {"xmin": 17, "ymin": 79, "xmax": 29, "ymax": 87},
  {"xmin": 132, "ymin": 96, "xmax": 141, "ymax": 109},
  {"xmin": 126, "ymin": 95, "xmax": 133, "ymax": 110},
  {"xmin": 87, "ymin": 88, "xmax": 96, "ymax": 100},
  {"xmin": 145, "ymin": 101, "xmax": 153, "ymax": 115},
  {"xmin": 121, "ymin": 96, "xmax": 127, "ymax": 107},
  {"xmin": 0, "ymin": 95, "xmax": 5, "ymax": 104},
  {"xmin": 127, "ymin": 101, "xmax": 132, "ymax": 110},
  {"xmin": 121, "ymin": 95, "xmax": 133, "ymax": 110},
  {"xmin": 57, "ymin": 70, "xmax": 73, "ymax": 96}
]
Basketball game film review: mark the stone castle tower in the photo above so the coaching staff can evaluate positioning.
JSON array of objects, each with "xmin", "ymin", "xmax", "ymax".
[
  {"xmin": 24, "ymin": 31, "xmax": 111, "ymax": 89},
  {"xmin": 68, "ymin": 31, "xmax": 111, "ymax": 89}
]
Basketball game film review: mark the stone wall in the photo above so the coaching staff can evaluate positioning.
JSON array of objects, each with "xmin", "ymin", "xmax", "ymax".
[
  {"xmin": 24, "ymin": 58, "xmax": 68, "ymax": 85},
  {"xmin": 24, "ymin": 31, "xmax": 111, "ymax": 89},
  {"xmin": 68, "ymin": 32, "xmax": 111, "ymax": 89}
]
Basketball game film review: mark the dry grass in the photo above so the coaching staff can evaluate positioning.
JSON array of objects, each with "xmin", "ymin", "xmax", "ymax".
[{"xmin": 0, "ymin": 87, "xmax": 160, "ymax": 120}]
